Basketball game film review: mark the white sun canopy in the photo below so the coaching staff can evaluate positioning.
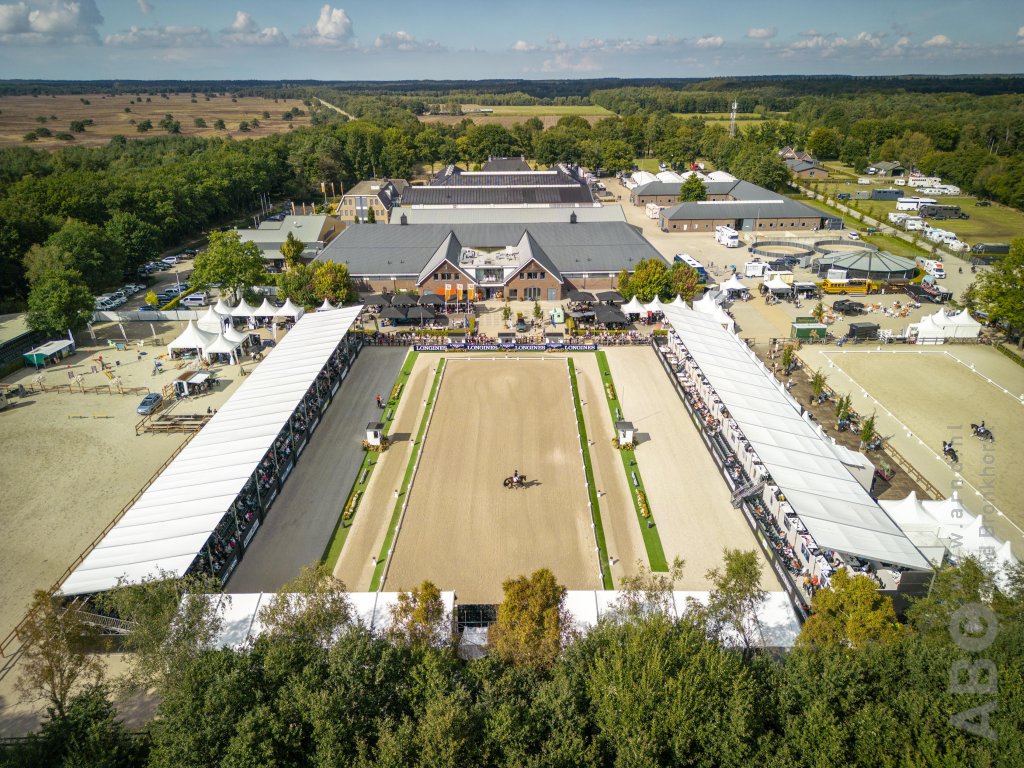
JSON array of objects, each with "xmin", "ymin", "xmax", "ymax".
[
  {"xmin": 167, "ymin": 320, "xmax": 215, "ymax": 354},
  {"xmin": 60, "ymin": 306, "xmax": 364, "ymax": 596},
  {"xmin": 621, "ymin": 296, "xmax": 645, "ymax": 315},
  {"xmin": 230, "ymin": 299, "xmax": 258, "ymax": 319},
  {"xmin": 662, "ymin": 305, "xmax": 930, "ymax": 570}
]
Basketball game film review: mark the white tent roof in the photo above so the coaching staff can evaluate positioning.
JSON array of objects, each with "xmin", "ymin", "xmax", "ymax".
[
  {"xmin": 317, "ymin": 299, "xmax": 336, "ymax": 312},
  {"xmin": 643, "ymin": 296, "xmax": 666, "ymax": 313},
  {"xmin": 621, "ymin": 296, "xmax": 645, "ymax": 315},
  {"xmin": 167, "ymin": 320, "xmax": 216, "ymax": 353},
  {"xmin": 670, "ymin": 295, "xmax": 688, "ymax": 308},
  {"xmin": 204, "ymin": 332, "xmax": 242, "ymax": 356},
  {"xmin": 631, "ymin": 170, "xmax": 657, "ymax": 186},
  {"xmin": 662, "ymin": 305, "xmax": 930, "ymax": 570},
  {"xmin": 254, "ymin": 298, "xmax": 278, "ymax": 317},
  {"xmin": 764, "ymin": 276, "xmax": 792, "ymax": 292},
  {"xmin": 230, "ymin": 299, "xmax": 258, "ymax": 318},
  {"xmin": 722, "ymin": 274, "xmax": 749, "ymax": 292},
  {"xmin": 656, "ymin": 170, "xmax": 685, "ymax": 184},
  {"xmin": 275, "ymin": 297, "xmax": 305, "ymax": 319},
  {"xmin": 914, "ymin": 313, "xmax": 947, "ymax": 341},
  {"xmin": 706, "ymin": 170, "xmax": 737, "ymax": 182},
  {"xmin": 196, "ymin": 306, "xmax": 224, "ymax": 334},
  {"xmin": 212, "ymin": 297, "xmax": 234, "ymax": 316},
  {"xmin": 223, "ymin": 325, "xmax": 249, "ymax": 344},
  {"xmin": 60, "ymin": 306, "xmax": 364, "ymax": 596}
]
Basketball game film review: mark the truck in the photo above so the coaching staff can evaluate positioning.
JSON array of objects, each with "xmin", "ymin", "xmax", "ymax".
[
  {"xmin": 916, "ymin": 257, "xmax": 946, "ymax": 279},
  {"xmin": 673, "ymin": 253, "xmax": 708, "ymax": 282},
  {"xmin": 715, "ymin": 225, "xmax": 740, "ymax": 247},
  {"xmin": 744, "ymin": 259, "xmax": 769, "ymax": 277},
  {"xmin": 896, "ymin": 197, "xmax": 937, "ymax": 211},
  {"xmin": 919, "ymin": 203, "xmax": 967, "ymax": 220},
  {"xmin": 904, "ymin": 217, "xmax": 925, "ymax": 231},
  {"xmin": 971, "ymin": 243, "xmax": 1010, "ymax": 255},
  {"xmin": 645, "ymin": 203, "xmax": 662, "ymax": 220}
]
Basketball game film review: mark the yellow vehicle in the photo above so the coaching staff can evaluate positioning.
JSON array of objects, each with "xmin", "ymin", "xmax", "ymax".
[{"xmin": 818, "ymin": 278, "xmax": 880, "ymax": 295}]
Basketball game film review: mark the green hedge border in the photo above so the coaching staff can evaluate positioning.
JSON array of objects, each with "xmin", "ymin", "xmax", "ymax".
[
  {"xmin": 368, "ymin": 356, "xmax": 446, "ymax": 591},
  {"xmin": 321, "ymin": 350, "xmax": 419, "ymax": 568},
  {"xmin": 567, "ymin": 358, "xmax": 614, "ymax": 590},
  {"xmin": 594, "ymin": 351, "xmax": 669, "ymax": 572}
]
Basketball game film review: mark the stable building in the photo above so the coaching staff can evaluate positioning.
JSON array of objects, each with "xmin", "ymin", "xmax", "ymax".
[
  {"xmin": 400, "ymin": 164, "xmax": 596, "ymax": 208},
  {"xmin": 785, "ymin": 159, "xmax": 829, "ymax": 179},
  {"xmin": 315, "ymin": 221, "xmax": 663, "ymax": 299},
  {"xmin": 236, "ymin": 215, "xmax": 345, "ymax": 270},
  {"xmin": 658, "ymin": 179, "xmax": 831, "ymax": 233}
]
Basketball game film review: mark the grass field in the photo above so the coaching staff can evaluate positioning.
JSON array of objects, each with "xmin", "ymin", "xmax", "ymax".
[
  {"xmin": 461, "ymin": 104, "xmax": 613, "ymax": 117},
  {"xmin": 0, "ymin": 93, "xmax": 311, "ymax": 149}
]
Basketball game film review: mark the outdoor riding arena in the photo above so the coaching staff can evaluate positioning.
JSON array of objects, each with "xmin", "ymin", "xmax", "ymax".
[
  {"xmin": 800, "ymin": 344, "xmax": 1024, "ymax": 549},
  {"xmin": 379, "ymin": 356, "xmax": 601, "ymax": 603}
]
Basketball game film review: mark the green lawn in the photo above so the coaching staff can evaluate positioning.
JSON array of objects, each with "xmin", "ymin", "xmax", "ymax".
[
  {"xmin": 462, "ymin": 104, "xmax": 613, "ymax": 117},
  {"xmin": 594, "ymin": 352, "xmax": 669, "ymax": 572},
  {"xmin": 567, "ymin": 358, "xmax": 614, "ymax": 589},
  {"xmin": 786, "ymin": 193, "xmax": 934, "ymax": 258},
  {"xmin": 369, "ymin": 357, "xmax": 446, "ymax": 591},
  {"xmin": 321, "ymin": 350, "xmax": 418, "ymax": 570}
]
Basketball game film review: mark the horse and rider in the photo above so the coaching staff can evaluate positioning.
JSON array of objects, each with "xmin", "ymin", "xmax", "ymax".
[
  {"xmin": 942, "ymin": 440, "xmax": 959, "ymax": 464},
  {"xmin": 971, "ymin": 421, "xmax": 995, "ymax": 443},
  {"xmin": 504, "ymin": 468, "xmax": 526, "ymax": 489}
]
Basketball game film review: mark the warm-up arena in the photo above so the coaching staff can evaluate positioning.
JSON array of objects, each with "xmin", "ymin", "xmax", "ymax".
[{"xmin": 380, "ymin": 357, "xmax": 602, "ymax": 602}]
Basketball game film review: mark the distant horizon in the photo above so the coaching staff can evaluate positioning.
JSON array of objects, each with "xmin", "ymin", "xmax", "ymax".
[{"xmin": 1, "ymin": 1, "xmax": 1022, "ymax": 80}]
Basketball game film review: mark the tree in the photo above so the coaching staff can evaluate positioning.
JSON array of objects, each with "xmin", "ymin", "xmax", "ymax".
[
  {"xmin": 907, "ymin": 557, "xmax": 998, "ymax": 643},
  {"xmin": 798, "ymin": 569, "xmax": 907, "ymax": 649},
  {"xmin": 257, "ymin": 563, "xmax": 353, "ymax": 650},
  {"xmin": 193, "ymin": 117, "xmax": 207, "ymax": 128},
  {"xmin": 189, "ymin": 230, "xmax": 267, "ymax": 301},
  {"xmin": 623, "ymin": 258, "xmax": 670, "ymax": 302},
  {"xmin": 312, "ymin": 260, "xmax": 356, "ymax": 304},
  {"xmin": 104, "ymin": 211, "xmax": 159, "ymax": 271},
  {"xmin": 613, "ymin": 557, "xmax": 686, "ymax": 618},
  {"xmin": 238, "ymin": 121, "xmax": 250, "ymax": 132},
  {"xmin": 69, "ymin": 120, "xmax": 88, "ymax": 133},
  {"xmin": 94, "ymin": 572, "xmax": 225, "ymax": 694},
  {"xmin": 45, "ymin": 218, "xmax": 124, "ymax": 292},
  {"xmin": 532, "ymin": 300, "xmax": 542, "ymax": 322},
  {"xmin": 276, "ymin": 262, "xmax": 318, "ymax": 308},
  {"xmin": 26, "ymin": 268, "xmax": 94, "ymax": 335},
  {"xmin": 678, "ymin": 174, "xmax": 707, "ymax": 202},
  {"xmin": 135, "ymin": 119, "xmax": 153, "ymax": 133},
  {"xmin": 533, "ymin": 129, "xmax": 580, "ymax": 166},
  {"xmin": 598, "ymin": 139, "xmax": 634, "ymax": 173},
  {"xmin": 729, "ymin": 145, "xmax": 791, "ymax": 191},
  {"xmin": 501, "ymin": 301, "xmax": 512, "ymax": 325},
  {"xmin": 489, "ymin": 568, "xmax": 570, "ymax": 668},
  {"xmin": 668, "ymin": 261, "xmax": 701, "ymax": 300},
  {"xmin": 703, "ymin": 549, "xmax": 767, "ymax": 652},
  {"xmin": 279, "ymin": 230, "xmax": 306, "ymax": 269},
  {"xmin": 15, "ymin": 591, "xmax": 105, "ymax": 718},
  {"xmin": 811, "ymin": 368, "xmax": 828, "ymax": 401},
  {"xmin": 415, "ymin": 128, "xmax": 443, "ymax": 171},
  {"xmin": 213, "ymin": 118, "xmax": 226, "ymax": 130},
  {"xmin": 366, "ymin": 206, "xmax": 376, "ymax": 224},
  {"xmin": 858, "ymin": 411, "xmax": 877, "ymax": 449},
  {"xmin": 145, "ymin": 290, "xmax": 159, "ymax": 307},
  {"xmin": 805, "ymin": 127, "xmax": 844, "ymax": 160},
  {"xmin": 387, "ymin": 580, "xmax": 451, "ymax": 648},
  {"xmin": 973, "ymin": 239, "xmax": 1024, "ymax": 340},
  {"xmin": 811, "ymin": 300, "xmax": 826, "ymax": 323},
  {"xmin": 835, "ymin": 393, "xmax": 852, "ymax": 427}
]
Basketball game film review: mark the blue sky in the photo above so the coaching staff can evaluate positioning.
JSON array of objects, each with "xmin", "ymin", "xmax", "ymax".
[{"xmin": 1, "ymin": 0, "xmax": 1023, "ymax": 80}]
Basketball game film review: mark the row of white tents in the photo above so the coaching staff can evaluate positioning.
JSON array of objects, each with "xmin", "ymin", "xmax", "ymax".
[
  {"xmin": 908, "ymin": 308, "xmax": 983, "ymax": 344},
  {"xmin": 626, "ymin": 169, "xmax": 737, "ymax": 188},
  {"xmin": 619, "ymin": 292, "xmax": 735, "ymax": 333}
]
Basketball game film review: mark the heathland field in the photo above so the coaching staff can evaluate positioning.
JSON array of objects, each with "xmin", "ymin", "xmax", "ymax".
[{"xmin": 0, "ymin": 93, "xmax": 311, "ymax": 149}]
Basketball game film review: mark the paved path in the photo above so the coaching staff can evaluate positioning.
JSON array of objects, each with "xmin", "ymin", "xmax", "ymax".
[
  {"xmin": 604, "ymin": 348, "xmax": 779, "ymax": 590},
  {"xmin": 315, "ymin": 97, "xmax": 354, "ymax": 121},
  {"xmin": 228, "ymin": 347, "xmax": 408, "ymax": 593}
]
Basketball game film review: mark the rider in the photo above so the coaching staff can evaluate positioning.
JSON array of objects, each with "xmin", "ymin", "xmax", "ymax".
[
  {"xmin": 942, "ymin": 440, "xmax": 952, "ymax": 454},
  {"xmin": 513, "ymin": 468, "xmax": 519, "ymax": 484}
]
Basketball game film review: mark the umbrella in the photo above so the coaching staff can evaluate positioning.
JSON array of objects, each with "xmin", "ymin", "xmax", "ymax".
[
  {"xmin": 379, "ymin": 306, "xmax": 407, "ymax": 320},
  {"xmin": 362, "ymin": 294, "xmax": 391, "ymax": 307},
  {"xmin": 418, "ymin": 293, "xmax": 444, "ymax": 306},
  {"xmin": 390, "ymin": 293, "xmax": 418, "ymax": 307},
  {"xmin": 407, "ymin": 306, "xmax": 435, "ymax": 320},
  {"xmin": 567, "ymin": 290, "xmax": 595, "ymax": 303},
  {"xmin": 595, "ymin": 290, "xmax": 624, "ymax": 303},
  {"xmin": 595, "ymin": 304, "xmax": 628, "ymax": 324}
]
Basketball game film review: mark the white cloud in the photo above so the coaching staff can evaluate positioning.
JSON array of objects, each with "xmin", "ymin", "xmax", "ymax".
[
  {"xmin": 105, "ymin": 24, "xmax": 211, "ymax": 47},
  {"xmin": 374, "ymin": 30, "xmax": 443, "ymax": 52},
  {"xmin": 221, "ymin": 10, "xmax": 286, "ymax": 46},
  {"xmin": 510, "ymin": 39, "xmax": 536, "ymax": 52},
  {"xmin": 1018, "ymin": 25, "xmax": 1024, "ymax": 40},
  {"xmin": 0, "ymin": 0, "xmax": 103, "ymax": 44},
  {"xmin": 541, "ymin": 52, "xmax": 600, "ymax": 73},
  {"xmin": 746, "ymin": 26, "xmax": 776, "ymax": 40},
  {"xmin": 300, "ymin": 4, "xmax": 354, "ymax": 46},
  {"xmin": 921, "ymin": 34, "xmax": 951, "ymax": 47},
  {"xmin": 788, "ymin": 31, "xmax": 885, "ymax": 54},
  {"xmin": 136, "ymin": 0, "xmax": 152, "ymax": 13},
  {"xmin": 695, "ymin": 35, "xmax": 724, "ymax": 49}
]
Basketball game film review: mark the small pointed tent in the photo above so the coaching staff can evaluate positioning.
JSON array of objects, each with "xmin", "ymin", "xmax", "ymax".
[
  {"xmin": 204, "ymin": 331, "xmax": 243, "ymax": 361},
  {"xmin": 230, "ymin": 299, "xmax": 258, "ymax": 319},
  {"xmin": 721, "ymin": 274, "xmax": 749, "ymax": 294},
  {"xmin": 167, "ymin": 320, "xmax": 215, "ymax": 355},
  {"xmin": 642, "ymin": 296, "xmax": 666, "ymax": 314},
  {"xmin": 621, "ymin": 296, "xmax": 645, "ymax": 315},
  {"xmin": 254, "ymin": 298, "xmax": 278, "ymax": 317},
  {"xmin": 275, "ymin": 297, "xmax": 305, "ymax": 320},
  {"xmin": 223, "ymin": 325, "xmax": 249, "ymax": 345},
  {"xmin": 943, "ymin": 309, "xmax": 982, "ymax": 339},
  {"xmin": 212, "ymin": 296, "xmax": 234, "ymax": 316},
  {"xmin": 317, "ymin": 299, "xmax": 336, "ymax": 312},
  {"xmin": 764, "ymin": 276, "xmax": 792, "ymax": 293},
  {"xmin": 197, "ymin": 306, "xmax": 225, "ymax": 334},
  {"xmin": 670, "ymin": 295, "xmax": 688, "ymax": 308}
]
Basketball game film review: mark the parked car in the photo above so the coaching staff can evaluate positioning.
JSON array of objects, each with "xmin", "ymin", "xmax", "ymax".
[
  {"xmin": 94, "ymin": 297, "xmax": 117, "ymax": 310},
  {"xmin": 832, "ymin": 300, "xmax": 866, "ymax": 315},
  {"xmin": 180, "ymin": 291, "xmax": 210, "ymax": 308},
  {"xmin": 975, "ymin": 200, "xmax": 992, "ymax": 207},
  {"xmin": 161, "ymin": 255, "xmax": 180, "ymax": 266},
  {"xmin": 847, "ymin": 231, "xmax": 861, "ymax": 240},
  {"xmin": 837, "ymin": 192, "xmax": 851, "ymax": 201},
  {"xmin": 182, "ymin": 248, "xmax": 198, "ymax": 256},
  {"xmin": 136, "ymin": 392, "xmax": 163, "ymax": 415},
  {"xmin": 139, "ymin": 303, "xmax": 157, "ymax": 311}
]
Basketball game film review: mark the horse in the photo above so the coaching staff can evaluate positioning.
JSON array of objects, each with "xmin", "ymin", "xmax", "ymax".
[
  {"xmin": 503, "ymin": 474, "xmax": 527, "ymax": 489},
  {"xmin": 971, "ymin": 423, "xmax": 995, "ymax": 443},
  {"xmin": 943, "ymin": 441, "xmax": 959, "ymax": 464}
]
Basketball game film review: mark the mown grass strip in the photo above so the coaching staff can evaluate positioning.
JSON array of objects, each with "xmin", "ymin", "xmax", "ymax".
[
  {"xmin": 594, "ymin": 351, "xmax": 668, "ymax": 572},
  {"xmin": 369, "ymin": 357, "xmax": 446, "ymax": 591},
  {"xmin": 567, "ymin": 358, "xmax": 614, "ymax": 590},
  {"xmin": 321, "ymin": 350, "xmax": 418, "ymax": 568}
]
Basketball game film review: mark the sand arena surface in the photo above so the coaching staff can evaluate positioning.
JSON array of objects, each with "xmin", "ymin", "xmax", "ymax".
[{"xmin": 381, "ymin": 357, "xmax": 602, "ymax": 602}]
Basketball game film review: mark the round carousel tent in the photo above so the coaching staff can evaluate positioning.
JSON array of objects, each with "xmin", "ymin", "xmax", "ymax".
[{"xmin": 815, "ymin": 250, "xmax": 916, "ymax": 280}]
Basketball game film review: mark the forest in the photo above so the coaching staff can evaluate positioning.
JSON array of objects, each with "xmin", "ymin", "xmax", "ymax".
[{"xmin": 1, "ymin": 558, "xmax": 1021, "ymax": 768}]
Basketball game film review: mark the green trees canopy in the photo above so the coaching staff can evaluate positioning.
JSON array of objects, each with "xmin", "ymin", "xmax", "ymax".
[
  {"xmin": 798, "ymin": 569, "xmax": 908, "ymax": 649},
  {"xmin": 668, "ymin": 261, "xmax": 702, "ymax": 300},
  {"xmin": 620, "ymin": 257, "xmax": 670, "ymax": 302},
  {"xmin": 973, "ymin": 238, "xmax": 1024, "ymax": 339},
  {"xmin": 45, "ymin": 219, "xmax": 124, "ymax": 292},
  {"xmin": 26, "ymin": 268, "xmax": 94, "ymax": 334},
  {"xmin": 488, "ymin": 568, "xmax": 570, "ymax": 668},
  {"xmin": 189, "ymin": 230, "xmax": 267, "ymax": 301},
  {"xmin": 279, "ymin": 231, "xmax": 306, "ymax": 269},
  {"xmin": 678, "ymin": 173, "xmax": 707, "ymax": 202}
]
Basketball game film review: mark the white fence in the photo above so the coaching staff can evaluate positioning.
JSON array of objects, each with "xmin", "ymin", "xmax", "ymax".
[{"xmin": 91, "ymin": 309, "xmax": 200, "ymax": 323}]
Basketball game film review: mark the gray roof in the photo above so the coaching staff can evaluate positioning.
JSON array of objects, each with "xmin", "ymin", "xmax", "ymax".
[
  {"xmin": 816, "ymin": 251, "xmax": 916, "ymax": 274},
  {"xmin": 343, "ymin": 180, "xmax": 401, "ymax": 207},
  {"xmin": 482, "ymin": 157, "xmax": 532, "ymax": 172},
  {"xmin": 402, "ymin": 185, "xmax": 594, "ymax": 206},
  {"xmin": 662, "ymin": 198, "xmax": 826, "ymax": 221},
  {"xmin": 391, "ymin": 206, "xmax": 622, "ymax": 225},
  {"xmin": 785, "ymin": 160, "xmax": 825, "ymax": 173},
  {"xmin": 632, "ymin": 180, "xmax": 684, "ymax": 197},
  {"xmin": 316, "ymin": 222, "xmax": 664, "ymax": 277}
]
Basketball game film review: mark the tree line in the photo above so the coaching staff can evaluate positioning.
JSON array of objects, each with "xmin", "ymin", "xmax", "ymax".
[{"xmin": 2, "ymin": 554, "xmax": 1021, "ymax": 767}]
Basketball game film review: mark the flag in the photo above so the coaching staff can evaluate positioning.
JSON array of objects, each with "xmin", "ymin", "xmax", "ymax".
[
  {"xmin": 456, "ymin": 284, "xmax": 463, "ymax": 300},
  {"xmin": 320, "ymin": 181, "xmax": 326, "ymax": 192},
  {"xmin": 444, "ymin": 284, "xmax": 454, "ymax": 301}
]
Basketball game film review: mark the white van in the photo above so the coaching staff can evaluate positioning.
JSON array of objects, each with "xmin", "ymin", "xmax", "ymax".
[
  {"xmin": 904, "ymin": 217, "xmax": 925, "ymax": 231},
  {"xmin": 94, "ymin": 297, "xmax": 117, "ymax": 311},
  {"xmin": 180, "ymin": 291, "xmax": 210, "ymax": 308}
]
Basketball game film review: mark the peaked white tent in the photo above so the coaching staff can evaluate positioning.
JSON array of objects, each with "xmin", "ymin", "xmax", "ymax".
[
  {"xmin": 692, "ymin": 291, "xmax": 735, "ymax": 333},
  {"xmin": 167, "ymin": 320, "xmax": 215, "ymax": 355},
  {"xmin": 197, "ymin": 306, "xmax": 226, "ymax": 334},
  {"xmin": 642, "ymin": 296, "xmax": 666, "ymax": 314},
  {"xmin": 254, "ymin": 298, "xmax": 278, "ymax": 317},
  {"xmin": 222, "ymin": 325, "xmax": 249, "ymax": 345},
  {"xmin": 212, "ymin": 297, "xmax": 234, "ymax": 316},
  {"xmin": 275, "ymin": 298, "xmax": 306, "ymax": 320},
  {"xmin": 621, "ymin": 296, "xmax": 645, "ymax": 315},
  {"xmin": 670, "ymin": 295, "xmax": 689, "ymax": 308},
  {"xmin": 230, "ymin": 299, "xmax": 258, "ymax": 319},
  {"xmin": 764, "ymin": 276, "xmax": 792, "ymax": 293},
  {"xmin": 942, "ymin": 308, "xmax": 982, "ymax": 339},
  {"xmin": 721, "ymin": 274, "xmax": 749, "ymax": 294},
  {"xmin": 204, "ymin": 332, "xmax": 243, "ymax": 362},
  {"xmin": 317, "ymin": 299, "xmax": 336, "ymax": 312}
]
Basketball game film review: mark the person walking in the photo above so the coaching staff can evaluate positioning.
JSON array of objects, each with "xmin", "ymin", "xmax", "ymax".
[{"xmin": 375, "ymin": 393, "xmax": 383, "ymax": 409}]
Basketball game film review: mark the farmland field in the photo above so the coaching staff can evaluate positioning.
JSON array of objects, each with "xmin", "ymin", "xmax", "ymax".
[
  {"xmin": 460, "ymin": 104, "xmax": 614, "ymax": 116},
  {"xmin": 0, "ymin": 93, "xmax": 312, "ymax": 149}
]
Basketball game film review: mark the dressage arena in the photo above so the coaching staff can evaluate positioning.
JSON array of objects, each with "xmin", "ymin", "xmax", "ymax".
[
  {"xmin": 815, "ymin": 346, "xmax": 1024, "ymax": 544},
  {"xmin": 380, "ymin": 357, "xmax": 602, "ymax": 602}
]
